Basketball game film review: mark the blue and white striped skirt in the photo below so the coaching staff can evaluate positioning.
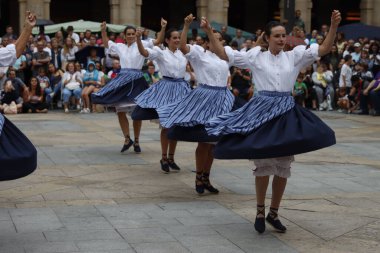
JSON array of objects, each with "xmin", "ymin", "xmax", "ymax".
[
  {"xmin": 132, "ymin": 76, "xmax": 191, "ymax": 120},
  {"xmin": 91, "ymin": 68, "xmax": 148, "ymax": 105},
  {"xmin": 0, "ymin": 115, "xmax": 37, "ymax": 181},
  {"xmin": 207, "ymin": 91, "xmax": 336, "ymax": 159},
  {"xmin": 157, "ymin": 84, "xmax": 235, "ymax": 142}
]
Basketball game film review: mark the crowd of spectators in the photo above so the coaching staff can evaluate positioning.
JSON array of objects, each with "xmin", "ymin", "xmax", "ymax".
[{"xmin": 1, "ymin": 11, "xmax": 379, "ymax": 116}]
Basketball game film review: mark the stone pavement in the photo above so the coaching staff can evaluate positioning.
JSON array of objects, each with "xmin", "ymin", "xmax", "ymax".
[{"xmin": 0, "ymin": 111, "xmax": 379, "ymax": 253}]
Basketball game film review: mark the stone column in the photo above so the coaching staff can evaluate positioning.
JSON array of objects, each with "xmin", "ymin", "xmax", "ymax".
[
  {"xmin": 109, "ymin": 0, "xmax": 120, "ymax": 24},
  {"xmin": 372, "ymin": 0, "xmax": 380, "ymax": 26},
  {"xmin": 196, "ymin": 0, "xmax": 208, "ymax": 18},
  {"xmin": 119, "ymin": 0, "xmax": 139, "ymax": 26},
  {"xmin": 43, "ymin": 0, "xmax": 51, "ymax": 19},
  {"xmin": 19, "ymin": 0, "xmax": 27, "ymax": 31},
  {"xmin": 295, "ymin": 0, "xmax": 312, "ymax": 33},
  {"xmin": 208, "ymin": 0, "xmax": 229, "ymax": 24},
  {"xmin": 135, "ymin": 0, "xmax": 142, "ymax": 26}
]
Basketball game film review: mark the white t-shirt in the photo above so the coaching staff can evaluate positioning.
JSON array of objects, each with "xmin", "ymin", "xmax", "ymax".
[{"xmin": 339, "ymin": 64, "xmax": 352, "ymax": 88}]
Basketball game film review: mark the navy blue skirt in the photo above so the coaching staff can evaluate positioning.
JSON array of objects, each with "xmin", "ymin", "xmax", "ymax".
[
  {"xmin": 0, "ymin": 115, "xmax": 37, "ymax": 181},
  {"xmin": 208, "ymin": 91, "xmax": 336, "ymax": 159},
  {"xmin": 132, "ymin": 77, "xmax": 191, "ymax": 121},
  {"xmin": 91, "ymin": 69, "xmax": 148, "ymax": 105}
]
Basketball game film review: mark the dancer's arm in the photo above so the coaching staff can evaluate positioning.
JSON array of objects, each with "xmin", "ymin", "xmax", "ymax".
[
  {"xmin": 319, "ymin": 10, "xmax": 341, "ymax": 57},
  {"xmin": 136, "ymin": 29, "xmax": 149, "ymax": 57},
  {"xmin": 153, "ymin": 18, "xmax": 167, "ymax": 46},
  {"xmin": 180, "ymin": 14, "xmax": 195, "ymax": 55},
  {"xmin": 100, "ymin": 22, "xmax": 109, "ymax": 48},
  {"xmin": 15, "ymin": 11, "xmax": 36, "ymax": 58},
  {"xmin": 201, "ymin": 17, "xmax": 228, "ymax": 61}
]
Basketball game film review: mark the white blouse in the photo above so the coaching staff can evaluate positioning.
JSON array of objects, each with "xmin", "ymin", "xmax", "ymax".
[
  {"xmin": 185, "ymin": 44, "xmax": 231, "ymax": 87},
  {"xmin": 0, "ymin": 44, "xmax": 16, "ymax": 67},
  {"xmin": 146, "ymin": 46, "xmax": 187, "ymax": 78},
  {"xmin": 226, "ymin": 44, "xmax": 320, "ymax": 92},
  {"xmin": 109, "ymin": 40, "xmax": 154, "ymax": 70}
]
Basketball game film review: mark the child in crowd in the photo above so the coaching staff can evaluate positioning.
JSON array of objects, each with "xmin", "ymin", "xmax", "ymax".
[{"xmin": 293, "ymin": 73, "xmax": 308, "ymax": 107}]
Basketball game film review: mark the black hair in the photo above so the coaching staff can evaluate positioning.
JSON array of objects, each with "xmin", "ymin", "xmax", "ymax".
[
  {"xmin": 124, "ymin": 26, "xmax": 136, "ymax": 34},
  {"xmin": 203, "ymin": 30, "xmax": 223, "ymax": 43},
  {"xmin": 344, "ymin": 54, "xmax": 352, "ymax": 62},
  {"xmin": 163, "ymin": 28, "xmax": 178, "ymax": 47},
  {"xmin": 29, "ymin": 77, "xmax": 42, "ymax": 96},
  {"xmin": 264, "ymin": 21, "xmax": 285, "ymax": 41}
]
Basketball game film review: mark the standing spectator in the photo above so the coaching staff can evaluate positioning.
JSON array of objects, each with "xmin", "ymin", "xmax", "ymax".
[
  {"xmin": 339, "ymin": 55, "xmax": 353, "ymax": 94},
  {"xmin": 88, "ymin": 35, "xmax": 97, "ymax": 47},
  {"xmin": 320, "ymin": 24, "xmax": 329, "ymax": 37},
  {"xmin": 23, "ymin": 77, "xmax": 48, "ymax": 113},
  {"xmin": 336, "ymin": 32, "xmax": 346, "ymax": 54},
  {"xmin": 1, "ymin": 37, "xmax": 9, "ymax": 48},
  {"xmin": 309, "ymin": 30, "xmax": 318, "ymax": 45},
  {"xmin": 66, "ymin": 26, "xmax": 80, "ymax": 44},
  {"xmin": 62, "ymin": 62, "xmax": 82, "ymax": 113},
  {"xmin": 358, "ymin": 71, "xmax": 380, "ymax": 115},
  {"xmin": 221, "ymin": 26, "xmax": 232, "ymax": 45},
  {"xmin": 254, "ymin": 29, "xmax": 262, "ymax": 42},
  {"xmin": 240, "ymin": 38, "xmax": 254, "ymax": 52},
  {"xmin": 369, "ymin": 42, "xmax": 380, "ymax": 72},
  {"xmin": 83, "ymin": 30, "xmax": 92, "ymax": 44},
  {"xmin": 50, "ymin": 38, "xmax": 62, "ymax": 70},
  {"xmin": 321, "ymin": 44, "xmax": 341, "ymax": 71},
  {"xmin": 54, "ymin": 30, "xmax": 64, "ymax": 47},
  {"xmin": 3, "ymin": 26, "xmax": 17, "ymax": 41},
  {"xmin": 294, "ymin": 10, "xmax": 305, "ymax": 32},
  {"xmin": 230, "ymin": 66, "xmax": 252, "ymax": 100},
  {"xmin": 231, "ymin": 29, "xmax": 245, "ymax": 49},
  {"xmin": 31, "ymin": 40, "xmax": 51, "ymax": 76},
  {"xmin": 293, "ymin": 73, "xmax": 308, "ymax": 107},
  {"xmin": 61, "ymin": 37, "xmax": 78, "ymax": 70},
  {"xmin": 195, "ymin": 36, "xmax": 204, "ymax": 46},
  {"xmin": 11, "ymin": 53, "xmax": 27, "ymax": 80},
  {"xmin": 35, "ymin": 26, "xmax": 50, "ymax": 42},
  {"xmin": 351, "ymin": 43, "xmax": 362, "ymax": 63}
]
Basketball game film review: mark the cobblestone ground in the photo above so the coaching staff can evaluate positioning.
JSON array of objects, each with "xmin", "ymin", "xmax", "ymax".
[{"xmin": 0, "ymin": 111, "xmax": 379, "ymax": 253}]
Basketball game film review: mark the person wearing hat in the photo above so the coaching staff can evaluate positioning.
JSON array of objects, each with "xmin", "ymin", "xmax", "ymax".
[{"xmin": 351, "ymin": 42, "xmax": 362, "ymax": 63}]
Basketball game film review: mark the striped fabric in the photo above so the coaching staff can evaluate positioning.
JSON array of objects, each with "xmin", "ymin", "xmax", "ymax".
[
  {"xmin": 91, "ymin": 68, "xmax": 143, "ymax": 104},
  {"xmin": 0, "ymin": 114, "xmax": 4, "ymax": 137},
  {"xmin": 135, "ymin": 77, "xmax": 191, "ymax": 108},
  {"xmin": 158, "ymin": 84, "xmax": 234, "ymax": 129},
  {"xmin": 206, "ymin": 90, "xmax": 295, "ymax": 136}
]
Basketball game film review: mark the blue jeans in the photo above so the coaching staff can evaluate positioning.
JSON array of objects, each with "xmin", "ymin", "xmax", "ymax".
[
  {"xmin": 370, "ymin": 89, "xmax": 380, "ymax": 113},
  {"xmin": 63, "ymin": 88, "xmax": 82, "ymax": 103},
  {"xmin": 44, "ymin": 87, "xmax": 53, "ymax": 103}
]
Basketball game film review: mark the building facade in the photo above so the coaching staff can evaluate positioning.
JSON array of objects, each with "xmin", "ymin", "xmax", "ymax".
[{"xmin": 1, "ymin": 0, "xmax": 379, "ymax": 35}]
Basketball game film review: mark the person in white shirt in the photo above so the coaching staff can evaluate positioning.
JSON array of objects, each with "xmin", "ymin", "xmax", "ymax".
[
  {"xmin": 0, "ymin": 11, "xmax": 38, "ymax": 181},
  {"xmin": 66, "ymin": 26, "xmax": 80, "ymax": 44},
  {"xmin": 91, "ymin": 20, "xmax": 166, "ymax": 154},
  {"xmin": 204, "ymin": 11, "xmax": 341, "ymax": 233},
  {"xmin": 61, "ymin": 37, "xmax": 79, "ymax": 70},
  {"xmin": 157, "ymin": 14, "xmax": 236, "ymax": 195},
  {"xmin": 339, "ymin": 54, "xmax": 353, "ymax": 92},
  {"xmin": 133, "ymin": 28, "xmax": 192, "ymax": 173}
]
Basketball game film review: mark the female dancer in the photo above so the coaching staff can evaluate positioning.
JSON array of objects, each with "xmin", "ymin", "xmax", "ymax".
[
  {"xmin": 157, "ymin": 14, "xmax": 235, "ymax": 194},
  {"xmin": 132, "ymin": 28, "xmax": 191, "ymax": 173},
  {"xmin": 1, "ymin": 11, "xmax": 37, "ymax": 180},
  {"xmin": 92, "ymin": 19, "xmax": 166, "ymax": 153},
  {"xmin": 204, "ymin": 11, "xmax": 340, "ymax": 233}
]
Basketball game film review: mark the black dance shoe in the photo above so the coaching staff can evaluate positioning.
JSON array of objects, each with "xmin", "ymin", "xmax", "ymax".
[
  {"xmin": 133, "ymin": 143, "xmax": 141, "ymax": 153},
  {"xmin": 195, "ymin": 176, "xmax": 205, "ymax": 194},
  {"xmin": 254, "ymin": 216, "xmax": 266, "ymax": 234},
  {"xmin": 168, "ymin": 160, "xmax": 181, "ymax": 171},
  {"xmin": 202, "ymin": 176, "xmax": 219, "ymax": 194},
  {"xmin": 120, "ymin": 138, "xmax": 134, "ymax": 153},
  {"xmin": 160, "ymin": 159, "xmax": 170, "ymax": 173},
  {"xmin": 266, "ymin": 210, "xmax": 287, "ymax": 233}
]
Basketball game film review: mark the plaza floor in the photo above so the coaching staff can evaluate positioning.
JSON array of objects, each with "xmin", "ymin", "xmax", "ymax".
[{"xmin": 0, "ymin": 111, "xmax": 379, "ymax": 253}]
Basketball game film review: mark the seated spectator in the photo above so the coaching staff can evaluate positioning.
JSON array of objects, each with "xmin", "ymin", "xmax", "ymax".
[
  {"xmin": 309, "ymin": 30, "xmax": 318, "ymax": 45},
  {"xmin": 23, "ymin": 77, "xmax": 48, "ymax": 113},
  {"xmin": 335, "ymin": 32, "xmax": 346, "ymax": 54},
  {"xmin": 11, "ymin": 53, "xmax": 27, "ymax": 80},
  {"xmin": 312, "ymin": 64, "xmax": 334, "ymax": 111},
  {"xmin": 47, "ymin": 63, "xmax": 64, "ymax": 104},
  {"xmin": 351, "ymin": 43, "xmax": 362, "ymax": 63},
  {"xmin": 32, "ymin": 40, "xmax": 51, "ymax": 76},
  {"xmin": 35, "ymin": 67, "xmax": 52, "ymax": 103},
  {"xmin": 83, "ymin": 30, "xmax": 92, "ymax": 44},
  {"xmin": 107, "ymin": 59, "xmax": 121, "ymax": 81},
  {"xmin": 337, "ymin": 75, "xmax": 360, "ymax": 113},
  {"xmin": 62, "ymin": 62, "xmax": 82, "ymax": 113},
  {"xmin": 369, "ymin": 42, "xmax": 380, "ymax": 72},
  {"xmin": 81, "ymin": 61, "xmax": 105, "ymax": 113},
  {"xmin": 359, "ymin": 71, "xmax": 380, "ymax": 115},
  {"xmin": 359, "ymin": 49, "xmax": 370, "ymax": 65},
  {"xmin": 230, "ymin": 66, "xmax": 253, "ymax": 100},
  {"xmin": 293, "ymin": 73, "xmax": 308, "ymax": 107},
  {"xmin": 66, "ymin": 26, "xmax": 80, "ymax": 44},
  {"xmin": 53, "ymin": 31, "xmax": 64, "ymax": 48},
  {"xmin": 61, "ymin": 37, "xmax": 78, "ymax": 70},
  {"xmin": 86, "ymin": 47, "xmax": 101, "ymax": 66},
  {"xmin": 143, "ymin": 62, "xmax": 161, "ymax": 86},
  {"xmin": 0, "ymin": 70, "xmax": 28, "ymax": 114}
]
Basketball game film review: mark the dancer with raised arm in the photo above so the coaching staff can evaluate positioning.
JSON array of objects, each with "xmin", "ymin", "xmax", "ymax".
[
  {"xmin": 1, "ymin": 11, "xmax": 38, "ymax": 180},
  {"xmin": 204, "ymin": 11, "xmax": 340, "ymax": 233},
  {"xmin": 157, "ymin": 14, "xmax": 235, "ymax": 194},
  {"xmin": 132, "ymin": 27, "xmax": 191, "ymax": 173},
  {"xmin": 92, "ymin": 19, "xmax": 166, "ymax": 153}
]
